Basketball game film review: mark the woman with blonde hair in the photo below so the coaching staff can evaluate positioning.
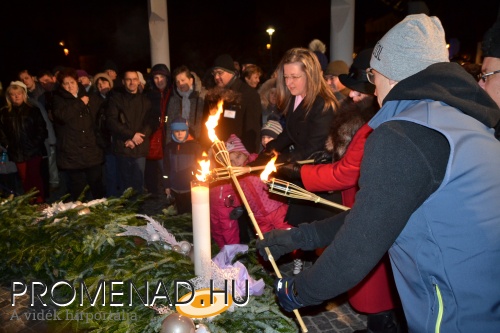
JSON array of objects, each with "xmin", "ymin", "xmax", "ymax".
[
  {"xmin": 0, "ymin": 81, "xmax": 47, "ymax": 202},
  {"xmin": 258, "ymin": 48, "xmax": 340, "ymax": 273},
  {"xmin": 267, "ymin": 47, "xmax": 338, "ymax": 164}
]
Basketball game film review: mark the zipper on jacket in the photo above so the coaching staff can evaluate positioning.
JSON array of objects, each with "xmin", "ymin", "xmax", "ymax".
[{"xmin": 434, "ymin": 283, "xmax": 444, "ymax": 333}]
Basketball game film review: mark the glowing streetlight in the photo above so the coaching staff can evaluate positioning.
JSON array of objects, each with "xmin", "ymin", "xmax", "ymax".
[{"xmin": 266, "ymin": 27, "xmax": 275, "ymax": 70}]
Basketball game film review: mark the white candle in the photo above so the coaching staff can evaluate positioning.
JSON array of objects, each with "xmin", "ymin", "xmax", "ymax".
[{"xmin": 191, "ymin": 180, "xmax": 211, "ymax": 276}]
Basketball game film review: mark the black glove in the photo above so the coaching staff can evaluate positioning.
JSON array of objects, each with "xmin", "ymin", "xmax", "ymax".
[
  {"xmin": 308, "ymin": 150, "xmax": 333, "ymax": 165},
  {"xmin": 274, "ymin": 277, "xmax": 304, "ymax": 312},
  {"xmin": 256, "ymin": 228, "xmax": 302, "ymax": 261},
  {"xmin": 277, "ymin": 162, "xmax": 302, "ymax": 180},
  {"xmin": 257, "ymin": 224, "xmax": 324, "ymax": 260},
  {"xmin": 229, "ymin": 206, "xmax": 245, "ymax": 220},
  {"xmin": 248, "ymin": 147, "xmax": 277, "ymax": 167}
]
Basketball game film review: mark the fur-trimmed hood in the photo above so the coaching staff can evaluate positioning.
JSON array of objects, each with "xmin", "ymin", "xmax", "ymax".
[
  {"xmin": 258, "ymin": 77, "xmax": 277, "ymax": 109},
  {"xmin": 325, "ymin": 97, "xmax": 379, "ymax": 161}
]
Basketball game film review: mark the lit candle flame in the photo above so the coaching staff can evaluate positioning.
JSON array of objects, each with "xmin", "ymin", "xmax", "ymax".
[
  {"xmin": 195, "ymin": 152, "xmax": 211, "ymax": 181},
  {"xmin": 206, "ymin": 100, "xmax": 224, "ymax": 143},
  {"xmin": 260, "ymin": 155, "xmax": 278, "ymax": 181}
]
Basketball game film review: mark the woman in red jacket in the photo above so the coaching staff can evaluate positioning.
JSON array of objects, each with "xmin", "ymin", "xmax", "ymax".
[{"xmin": 280, "ymin": 49, "xmax": 403, "ymax": 333}]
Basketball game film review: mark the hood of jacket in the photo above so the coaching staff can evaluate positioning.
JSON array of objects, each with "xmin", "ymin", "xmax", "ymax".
[
  {"xmin": 258, "ymin": 77, "xmax": 277, "ymax": 108},
  {"xmin": 326, "ymin": 96, "xmax": 378, "ymax": 160},
  {"xmin": 381, "ymin": 62, "xmax": 500, "ymax": 134}
]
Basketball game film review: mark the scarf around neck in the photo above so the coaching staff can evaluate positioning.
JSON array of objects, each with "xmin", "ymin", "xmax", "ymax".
[{"xmin": 177, "ymin": 87, "xmax": 193, "ymax": 120}]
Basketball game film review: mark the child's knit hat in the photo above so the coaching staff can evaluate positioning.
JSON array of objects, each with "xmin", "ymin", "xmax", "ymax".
[
  {"xmin": 171, "ymin": 116, "xmax": 189, "ymax": 131},
  {"xmin": 226, "ymin": 134, "xmax": 249, "ymax": 156},
  {"xmin": 261, "ymin": 120, "xmax": 282, "ymax": 139}
]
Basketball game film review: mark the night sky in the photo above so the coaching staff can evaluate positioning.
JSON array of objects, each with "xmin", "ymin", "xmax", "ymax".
[{"xmin": 1, "ymin": 0, "xmax": 498, "ymax": 88}]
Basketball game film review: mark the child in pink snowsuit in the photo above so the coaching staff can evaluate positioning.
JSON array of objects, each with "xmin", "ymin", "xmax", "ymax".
[
  {"xmin": 209, "ymin": 134, "xmax": 291, "ymax": 249},
  {"xmin": 209, "ymin": 177, "xmax": 241, "ymax": 248}
]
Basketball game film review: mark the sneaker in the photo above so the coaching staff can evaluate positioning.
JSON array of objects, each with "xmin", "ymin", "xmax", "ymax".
[{"xmin": 293, "ymin": 259, "xmax": 303, "ymax": 275}]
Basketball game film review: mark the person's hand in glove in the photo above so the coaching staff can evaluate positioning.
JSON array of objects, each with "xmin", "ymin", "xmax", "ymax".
[
  {"xmin": 308, "ymin": 150, "xmax": 333, "ymax": 165},
  {"xmin": 274, "ymin": 276, "xmax": 304, "ymax": 312},
  {"xmin": 229, "ymin": 206, "xmax": 245, "ymax": 220},
  {"xmin": 277, "ymin": 162, "xmax": 302, "ymax": 180},
  {"xmin": 248, "ymin": 147, "xmax": 277, "ymax": 167},
  {"xmin": 256, "ymin": 228, "xmax": 303, "ymax": 261}
]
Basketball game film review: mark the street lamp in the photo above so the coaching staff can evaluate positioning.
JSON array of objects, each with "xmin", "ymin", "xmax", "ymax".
[{"xmin": 266, "ymin": 27, "xmax": 275, "ymax": 71}]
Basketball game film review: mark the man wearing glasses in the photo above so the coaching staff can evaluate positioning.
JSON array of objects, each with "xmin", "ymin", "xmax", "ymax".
[
  {"xmin": 258, "ymin": 14, "xmax": 500, "ymax": 333},
  {"xmin": 204, "ymin": 54, "xmax": 262, "ymax": 153},
  {"xmin": 480, "ymin": 14, "xmax": 500, "ymax": 109}
]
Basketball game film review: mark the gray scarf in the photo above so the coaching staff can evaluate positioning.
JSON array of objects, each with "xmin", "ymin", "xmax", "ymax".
[{"xmin": 177, "ymin": 87, "xmax": 193, "ymax": 120}]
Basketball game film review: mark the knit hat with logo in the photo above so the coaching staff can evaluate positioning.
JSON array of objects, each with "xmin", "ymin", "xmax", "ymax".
[
  {"xmin": 226, "ymin": 134, "xmax": 249, "ymax": 156},
  {"xmin": 370, "ymin": 14, "xmax": 449, "ymax": 82},
  {"xmin": 261, "ymin": 120, "xmax": 283, "ymax": 139}
]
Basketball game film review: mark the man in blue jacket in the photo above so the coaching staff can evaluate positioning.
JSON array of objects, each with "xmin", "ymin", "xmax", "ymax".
[{"xmin": 258, "ymin": 14, "xmax": 500, "ymax": 333}]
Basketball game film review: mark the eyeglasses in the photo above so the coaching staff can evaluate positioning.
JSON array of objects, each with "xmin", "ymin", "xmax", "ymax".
[
  {"xmin": 366, "ymin": 68, "xmax": 375, "ymax": 84},
  {"xmin": 284, "ymin": 75, "xmax": 303, "ymax": 81},
  {"xmin": 477, "ymin": 69, "xmax": 500, "ymax": 83},
  {"xmin": 212, "ymin": 70, "xmax": 225, "ymax": 77}
]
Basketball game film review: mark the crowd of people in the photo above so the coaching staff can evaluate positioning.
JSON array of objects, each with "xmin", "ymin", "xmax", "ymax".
[{"xmin": 1, "ymin": 10, "xmax": 500, "ymax": 333}]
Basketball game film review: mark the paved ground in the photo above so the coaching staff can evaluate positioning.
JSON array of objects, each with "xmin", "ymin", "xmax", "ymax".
[{"xmin": 0, "ymin": 195, "xmax": 367, "ymax": 333}]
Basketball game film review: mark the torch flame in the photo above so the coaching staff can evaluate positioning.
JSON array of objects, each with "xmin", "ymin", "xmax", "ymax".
[
  {"xmin": 260, "ymin": 155, "xmax": 278, "ymax": 181},
  {"xmin": 195, "ymin": 152, "xmax": 211, "ymax": 181},
  {"xmin": 206, "ymin": 100, "xmax": 224, "ymax": 143}
]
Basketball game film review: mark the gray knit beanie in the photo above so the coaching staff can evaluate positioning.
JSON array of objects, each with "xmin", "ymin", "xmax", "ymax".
[{"xmin": 370, "ymin": 14, "xmax": 449, "ymax": 82}]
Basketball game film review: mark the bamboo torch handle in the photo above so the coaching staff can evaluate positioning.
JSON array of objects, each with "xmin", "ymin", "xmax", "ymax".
[
  {"xmin": 228, "ymin": 169, "xmax": 308, "ymax": 332},
  {"xmin": 316, "ymin": 197, "xmax": 350, "ymax": 211}
]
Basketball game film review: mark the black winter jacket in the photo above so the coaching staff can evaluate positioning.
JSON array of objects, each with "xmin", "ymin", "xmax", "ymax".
[
  {"xmin": 0, "ymin": 102, "xmax": 47, "ymax": 162},
  {"xmin": 267, "ymin": 95, "xmax": 335, "ymax": 162},
  {"xmin": 106, "ymin": 90, "xmax": 154, "ymax": 158},
  {"xmin": 203, "ymin": 78, "xmax": 262, "ymax": 153},
  {"xmin": 52, "ymin": 87, "xmax": 103, "ymax": 169}
]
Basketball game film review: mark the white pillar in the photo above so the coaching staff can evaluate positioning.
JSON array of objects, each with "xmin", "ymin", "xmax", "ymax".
[
  {"xmin": 148, "ymin": 0, "xmax": 170, "ymax": 69},
  {"xmin": 330, "ymin": 0, "xmax": 355, "ymax": 66}
]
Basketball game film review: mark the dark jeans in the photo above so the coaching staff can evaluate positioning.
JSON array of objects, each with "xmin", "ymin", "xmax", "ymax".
[
  {"xmin": 116, "ymin": 156, "xmax": 146, "ymax": 195},
  {"xmin": 65, "ymin": 164, "xmax": 104, "ymax": 201},
  {"xmin": 104, "ymin": 153, "xmax": 120, "ymax": 197},
  {"xmin": 144, "ymin": 159, "xmax": 164, "ymax": 196}
]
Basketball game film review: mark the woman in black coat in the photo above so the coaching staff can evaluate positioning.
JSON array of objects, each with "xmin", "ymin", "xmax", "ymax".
[
  {"xmin": 263, "ymin": 48, "xmax": 340, "ymax": 226},
  {"xmin": 0, "ymin": 82, "xmax": 47, "ymax": 202},
  {"xmin": 52, "ymin": 68, "xmax": 104, "ymax": 200}
]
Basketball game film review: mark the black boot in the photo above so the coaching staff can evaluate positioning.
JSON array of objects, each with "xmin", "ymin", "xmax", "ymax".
[{"xmin": 353, "ymin": 310, "xmax": 398, "ymax": 333}]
